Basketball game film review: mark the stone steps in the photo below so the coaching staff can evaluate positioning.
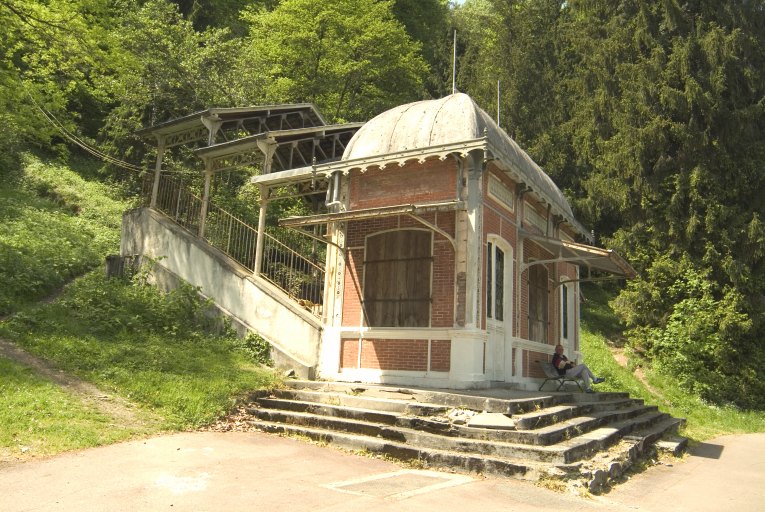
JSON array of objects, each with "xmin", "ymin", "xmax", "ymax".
[
  {"xmin": 511, "ymin": 397, "xmax": 642, "ymax": 430},
  {"xmin": 245, "ymin": 380, "xmax": 685, "ymax": 489},
  {"xmin": 249, "ymin": 420, "xmax": 538, "ymax": 478}
]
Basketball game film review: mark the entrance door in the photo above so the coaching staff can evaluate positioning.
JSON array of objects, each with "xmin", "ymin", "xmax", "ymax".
[{"xmin": 486, "ymin": 239, "xmax": 512, "ymax": 381}]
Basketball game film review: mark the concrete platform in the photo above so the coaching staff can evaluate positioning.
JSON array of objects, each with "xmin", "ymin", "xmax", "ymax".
[{"xmin": 1, "ymin": 431, "xmax": 763, "ymax": 512}]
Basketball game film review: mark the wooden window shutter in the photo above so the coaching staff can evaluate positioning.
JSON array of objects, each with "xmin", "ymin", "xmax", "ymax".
[{"xmin": 364, "ymin": 230, "xmax": 432, "ymax": 327}]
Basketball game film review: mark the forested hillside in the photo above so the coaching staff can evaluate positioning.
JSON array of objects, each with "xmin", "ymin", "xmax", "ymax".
[{"xmin": 2, "ymin": 0, "xmax": 764, "ymax": 409}]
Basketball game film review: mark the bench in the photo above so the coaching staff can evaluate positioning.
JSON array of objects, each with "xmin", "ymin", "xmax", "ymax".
[{"xmin": 538, "ymin": 361, "xmax": 584, "ymax": 392}]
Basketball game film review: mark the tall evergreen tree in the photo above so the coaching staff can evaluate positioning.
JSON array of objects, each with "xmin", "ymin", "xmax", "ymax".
[
  {"xmin": 562, "ymin": 0, "xmax": 765, "ymax": 408},
  {"xmin": 458, "ymin": 0, "xmax": 765, "ymax": 407}
]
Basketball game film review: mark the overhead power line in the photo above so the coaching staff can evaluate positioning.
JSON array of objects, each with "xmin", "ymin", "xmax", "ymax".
[{"xmin": 23, "ymin": 88, "xmax": 176, "ymax": 174}]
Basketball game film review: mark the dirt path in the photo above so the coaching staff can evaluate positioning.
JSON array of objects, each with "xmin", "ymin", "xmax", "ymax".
[
  {"xmin": 0, "ymin": 337, "xmax": 158, "ymax": 430},
  {"xmin": 610, "ymin": 346, "xmax": 664, "ymax": 397}
]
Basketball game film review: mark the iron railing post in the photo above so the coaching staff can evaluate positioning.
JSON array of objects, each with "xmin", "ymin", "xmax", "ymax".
[{"xmin": 150, "ymin": 136, "xmax": 166, "ymax": 208}]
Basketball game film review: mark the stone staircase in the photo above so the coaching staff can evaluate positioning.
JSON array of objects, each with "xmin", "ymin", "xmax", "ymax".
[{"xmin": 244, "ymin": 380, "xmax": 687, "ymax": 492}]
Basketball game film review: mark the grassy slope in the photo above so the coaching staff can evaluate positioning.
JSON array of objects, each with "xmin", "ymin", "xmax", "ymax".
[
  {"xmin": 0, "ymin": 358, "xmax": 146, "ymax": 461},
  {"xmin": 580, "ymin": 283, "xmax": 765, "ymax": 441},
  {"xmin": 0, "ymin": 155, "xmax": 126, "ymax": 316},
  {"xmin": 0, "ymin": 154, "xmax": 278, "ymax": 462}
]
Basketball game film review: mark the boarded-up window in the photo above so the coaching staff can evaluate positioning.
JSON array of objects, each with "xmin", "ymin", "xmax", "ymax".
[
  {"xmin": 364, "ymin": 230, "xmax": 432, "ymax": 327},
  {"xmin": 528, "ymin": 265, "xmax": 548, "ymax": 342}
]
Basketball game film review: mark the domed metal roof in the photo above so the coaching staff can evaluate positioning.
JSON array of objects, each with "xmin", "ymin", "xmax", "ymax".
[{"xmin": 342, "ymin": 93, "xmax": 574, "ymax": 219}]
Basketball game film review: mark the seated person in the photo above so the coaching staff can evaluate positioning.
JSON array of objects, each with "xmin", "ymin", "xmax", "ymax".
[{"xmin": 551, "ymin": 344, "xmax": 605, "ymax": 393}]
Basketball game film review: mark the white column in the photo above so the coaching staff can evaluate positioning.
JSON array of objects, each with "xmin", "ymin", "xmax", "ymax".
[
  {"xmin": 253, "ymin": 185, "xmax": 268, "ymax": 276},
  {"xmin": 464, "ymin": 149, "xmax": 484, "ymax": 328}
]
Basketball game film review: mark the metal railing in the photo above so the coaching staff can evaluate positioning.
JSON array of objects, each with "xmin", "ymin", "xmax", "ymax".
[{"xmin": 142, "ymin": 173, "xmax": 324, "ymax": 315}]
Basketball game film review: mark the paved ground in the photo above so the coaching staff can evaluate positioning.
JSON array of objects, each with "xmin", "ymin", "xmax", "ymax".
[{"xmin": 1, "ymin": 431, "xmax": 763, "ymax": 512}]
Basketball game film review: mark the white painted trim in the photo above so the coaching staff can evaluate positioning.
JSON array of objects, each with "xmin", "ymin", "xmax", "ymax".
[
  {"xmin": 509, "ymin": 336, "xmax": 556, "ymax": 354},
  {"xmin": 336, "ymin": 327, "xmax": 462, "ymax": 340}
]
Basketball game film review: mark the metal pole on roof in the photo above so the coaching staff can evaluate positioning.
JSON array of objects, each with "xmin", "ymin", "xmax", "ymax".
[
  {"xmin": 497, "ymin": 80, "xmax": 501, "ymax": 127},
  {"xmin": 452, "ymin": 30, "xmax": 457, "ymax": 95}
]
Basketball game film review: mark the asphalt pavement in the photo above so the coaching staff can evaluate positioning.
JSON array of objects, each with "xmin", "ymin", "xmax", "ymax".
[{"xmin": 1, "ymin": 431, "xmax": 763, "ymax": 512}]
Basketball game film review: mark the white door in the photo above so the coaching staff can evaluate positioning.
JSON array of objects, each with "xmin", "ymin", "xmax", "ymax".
[{"xmin": 486, "ymin": 239, "xmax": 512, "ymax": 381}]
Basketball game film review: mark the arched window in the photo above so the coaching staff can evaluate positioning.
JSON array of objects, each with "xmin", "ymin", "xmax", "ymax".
[{"xmin": 363, "ymin": 230, "xmax": 432, "ymax": 327}]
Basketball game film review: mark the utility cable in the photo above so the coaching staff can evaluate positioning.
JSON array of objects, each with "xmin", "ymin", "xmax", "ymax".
[
  {"xmin": 24, "ymin": 88, "xmax": 194, "ymax": 176},
  {"xmin": 25, "ymin": 89, "xmax": 145, "ymax": 172}
]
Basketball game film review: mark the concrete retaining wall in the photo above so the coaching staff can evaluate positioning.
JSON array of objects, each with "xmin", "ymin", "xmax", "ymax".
[{"xmin": 120, "ymin": 208, "xmax": 321, "ymax": 378}]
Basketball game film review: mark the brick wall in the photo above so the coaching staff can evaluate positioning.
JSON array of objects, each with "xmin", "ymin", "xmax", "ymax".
[
  {"xmin": 341, "ymin": 338, "xmax": 359, "ymax": 368},
  {"xmin": 349, "ymin": 158, "xmax": 457, "ymax": 210},
  {"xmin": 342, "ymin": 211, "xmax": 456, "ymax": 328},
  {"xmin": 430, "ymin": 340, "xmax": 451, "ymax": 372},
  {"xmin": 524, "ymin": 349, "xmax": 551, "ymax": 378},
  {"xmin": 340, "ymin": 338, "xmax": 451, "ymax": 372}
]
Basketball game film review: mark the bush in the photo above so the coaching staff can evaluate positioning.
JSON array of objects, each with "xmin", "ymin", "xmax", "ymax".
[
  {"xmin": 233, "ymin": 332, "xmax": 273, "ymax": 367},
  {"xmin": 613, "ymin": 261, "xmax": 765, "ymax": 409}
]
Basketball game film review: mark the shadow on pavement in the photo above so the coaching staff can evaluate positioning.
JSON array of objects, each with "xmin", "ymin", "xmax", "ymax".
[{"xmin": 690, "ymin": 442, "xmax": 724, "ymax": 459}]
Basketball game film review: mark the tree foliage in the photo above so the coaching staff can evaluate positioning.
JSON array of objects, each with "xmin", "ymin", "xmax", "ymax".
[
  {"xmin": 236, "ymin": 0, "xmax": 428, "ymax": 122},
  {"xmin": 459, "ymin": 0, "xmax": 765, "ymax": 408}
]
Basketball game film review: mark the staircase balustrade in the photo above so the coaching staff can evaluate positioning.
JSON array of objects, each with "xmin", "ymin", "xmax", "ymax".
[{"xmin": 141, "ymin": 173, "xmax": 324, "ymax": 315}]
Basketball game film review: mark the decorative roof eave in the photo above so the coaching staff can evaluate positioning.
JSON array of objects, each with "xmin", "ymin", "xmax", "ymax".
[
  {"xmin": 251, "ymin": 136, "xmax": 592, "ymax": 241},
  {"xmin": 251, "ymin": 138, "xmax": 488, "ymax": 184},
  {"xmin": 320, "ymin": 138, "xmax": 490, "ymax": 175}
]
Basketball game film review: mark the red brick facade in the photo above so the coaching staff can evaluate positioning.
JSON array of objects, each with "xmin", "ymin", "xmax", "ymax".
[
  {"xmin": 336, "ymin": 158, "xmax": 579, "ymax": 379},
  {"xmin": 340, "ymin": 338, "xmax": 450, "ymax": 372}
]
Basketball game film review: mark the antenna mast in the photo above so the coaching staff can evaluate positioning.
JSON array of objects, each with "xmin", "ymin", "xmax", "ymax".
[
  {"xmin": 452, "ymin": 30, "xmax": 457, "ymax": 94},
  {"xmin": 496, "ymin": 80, "xmax": 500, "ymax": 126}
]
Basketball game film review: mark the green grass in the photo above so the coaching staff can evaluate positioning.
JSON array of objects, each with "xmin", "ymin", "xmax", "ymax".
[
  {"xmin": 0, "ymin": 357, "xmax": 145, "ymax": 463},
  {"xmin": 1, "ymin": 270, "xmax": 280, "ymax": 430},
  {"xmin": 0, "ymin": 154, "xmax": 279, "ymax": 459},
  {"xmin": 581, "ymin": 283, "xmax": 765, "ymax": 441},
  {"xmin": 0, "ymin": 153, "xmax": 130, "ymax": 316}
]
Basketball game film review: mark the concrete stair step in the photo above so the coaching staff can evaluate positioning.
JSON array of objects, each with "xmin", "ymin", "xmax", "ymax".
[
  {"xmin": 512, "ymin": 397, "xmax": 643, "ymax": 430},
  {"xmin": 248, "ymin": 384, "xmax": 687, "ymax": 484},
  {"xmin": 513, "ymin": 404, "xmax": 587, "ymax": 430},
  {"xmin": 625, "ymin": 416, "xmax": 686, "ymax": 445},
  {"xmin": 248, "ymin": 419, "xmax": 547, "ymax": 478},
  {"xmin": 513, "ymin": 404, "xmax": 659, "ymax": 445},
  {"xmin": 254, "ymin": 398, "xmax": 402, "ymax": 425},
  {"xmin": 253, "ymin": 396, "xmax": 660, "ymax": 449},
  {"xmin": 248, "ymin": 406, "xmax": 621, "ymax": 464},
  {"xmin": 283, "ymin": 380, "xmax": 556, "ymax": 414},
  {"xmin": 553, "ymin": 410, "xmax": 670, "ymax": 463},
  {"xmin": 271, "ymin": 388, "xmax": 449, "ymax": 416},
  {"xmin": 565, "ymin": 391, "xmax": 632, "ymax": 403}
]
